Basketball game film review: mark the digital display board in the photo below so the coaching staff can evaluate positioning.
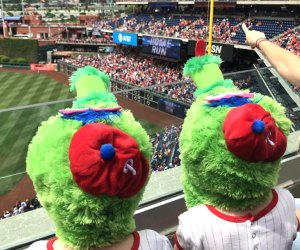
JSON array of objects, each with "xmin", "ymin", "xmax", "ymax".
[
  {"xmin": 188, "ymin": 40, "xmax": 234, "ymax": 62},
  {"xmin": 113, "ymin": 31, "xmax": 138, "ymax": 46},
  {"xmin": 142, "ymin": 36, "xmax": 181, "ymax": 59},
  {"xmin": 158, "ymin": 98, "xmax": 186, "ymax": 118},
  {"xmin": 92, "ymin": 28, "xmax": 101, "ymax": 36}
]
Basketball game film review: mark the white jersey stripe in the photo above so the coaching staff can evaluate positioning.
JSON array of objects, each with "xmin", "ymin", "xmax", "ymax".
[
  {"xmin": 175, "ymin": 188, "xmax": 298, "ymax": 250},
  {"xmin": 24, "ymin": 230, "xmax": 172, "ymax": 250},
  {"xmin": 138, "ymin": 229, "xmax": 172, "ymax": 250},
  {"xmin": 264, "ymin": 215, "xmax": 268, "ymax": 249}
]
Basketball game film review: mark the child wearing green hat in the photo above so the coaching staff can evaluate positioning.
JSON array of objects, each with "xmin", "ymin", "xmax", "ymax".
[
  {"xmin": 175, "ymin": 50, "xmax": 299, "ymax": 250},
  {"xmin": 25, "ymin": 66, "xmax": 172, "ymax": 250}
]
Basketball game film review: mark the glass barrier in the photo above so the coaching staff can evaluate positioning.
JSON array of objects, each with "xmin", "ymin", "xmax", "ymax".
[
  {"xmin": 0, "ymin": 66, "xmax": 300, "ymax": 250},
  {"xmin": 0, "ymin": 73, "xmax": 187, "ymax": 217},
  {"xmin": 1, "ymin": 66, "xmax": 300, "ymax": 215},
  {"xmin": 0, "ymin": 100, "xmax": 74, "ymax": 217}
]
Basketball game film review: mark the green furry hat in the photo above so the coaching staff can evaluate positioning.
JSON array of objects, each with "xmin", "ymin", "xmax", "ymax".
[
  {"xmin": 26, "ymin": 66, "xmax": 152, "ymax": 249},
  {"xmin": 180, "ymin": 54, "xmax": 292, "ymax": 211}
]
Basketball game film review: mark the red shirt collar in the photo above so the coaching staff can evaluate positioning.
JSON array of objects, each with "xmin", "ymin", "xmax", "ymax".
[
  {"xmin": 206, "ymin": 189, "xmax": 278, "ymax": 223},
  {"xmin": 46, "ymin": 237, "xmax": 57, "ymax": 250},
  {"xmin": 131, "ymin": 231, "xmax": 140, "ymax": 250}
]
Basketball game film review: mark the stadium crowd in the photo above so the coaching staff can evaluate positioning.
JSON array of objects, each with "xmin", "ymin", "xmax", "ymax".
[
  {"xmin": 88, "ymin": 14, "xmax": 298, "ymax": 45},
  {"xmin": 1, "ymin": 197, "xmax": 41, "ymax": 220},
  {"xmin": 151, "ymin": 125, "xmax": 182, "ymax": 172},
  {"xmin": 97, "ymin": 15, "xmax": 241, "ymax": 43},
  {"xmin": 62, "ymin": 50, "xmax": 195, "ymax": 103},
  {"xmin": 61, "ymin": 44, "xmax": 299, "ymax": 105},
  {"xmin": 273, "ymin": 28, "xmax": 300, "ymax": 56}
]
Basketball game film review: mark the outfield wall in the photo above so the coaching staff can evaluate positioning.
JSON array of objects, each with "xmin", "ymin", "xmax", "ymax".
[{"xmin": 0, "ymin": 38, "xmax": 39, "ymax": 63}]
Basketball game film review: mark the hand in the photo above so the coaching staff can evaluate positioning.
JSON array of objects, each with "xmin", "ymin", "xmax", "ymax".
[{"xmin": 242, "ymin": 23, "xmax": 266, "ymax": 49}]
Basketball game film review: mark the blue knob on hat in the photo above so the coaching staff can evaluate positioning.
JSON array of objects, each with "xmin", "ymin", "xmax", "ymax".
[
  {"xmin": 252, "ymin": 120, "xmax": 265, "ymax": 134},
  {"xmin": 100, "ymin": 144, "xmax": 115, "ymax": 160}
]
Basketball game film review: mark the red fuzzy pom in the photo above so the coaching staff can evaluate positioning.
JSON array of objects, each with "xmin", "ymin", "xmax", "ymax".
[
  {"xmin": 69, "ymin": 123, "xmax": 149, "ymax": 197},
  {"xmin": 222, "ymin": 103, "xmax": 287, "ymax": 162},
  {"xmin": 195, "ymin": 39, "xmax": 206, "ymax": 57}
]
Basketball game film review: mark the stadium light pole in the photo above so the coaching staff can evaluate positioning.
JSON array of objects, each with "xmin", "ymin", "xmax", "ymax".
[
  {"xmin": 1, "ymin": 0, "xmax": 5, "ymax": 37},
  {"xmin": 21, "ymin": 0, "xmax": 25, "ymax": 16}
]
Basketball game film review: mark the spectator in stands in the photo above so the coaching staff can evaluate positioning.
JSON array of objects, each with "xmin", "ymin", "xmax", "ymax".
[
  {"xmin": 242, "ymin": 23, "xmax": 300, "ymax": 87},
  {"xmin": 3, "ymin": 210, "xmax": 11, "ymax": 218},
  {"xmin": 150, "ymin": 125, "xmax": 181, "ymax": 172},
  {"xmin": 98, "ymin": 15, "xmax": 239, "ymax": 42},
  {"xmin": 12, "ymin": 206, "xmax": 19, "ymax": 216},
  {"xmin": 1, "ymin": 197, "xmax": 41, "ymax": 220},
  {"xmin": 273, "ymin": 28, "xmax": 300, "ymax": 56},
  {"xmin": 62, "ymin": 49, "xmax": 192, "ymax": 104}
]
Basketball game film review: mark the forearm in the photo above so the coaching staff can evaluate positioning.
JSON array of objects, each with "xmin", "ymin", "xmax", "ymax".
[
  {"xmin": 259, "ymin": 40, "xmax": 300, "ymax": 87},
  {"xmin": 297, "ymin": 209, "xmax": 300, "ymax": 231}
]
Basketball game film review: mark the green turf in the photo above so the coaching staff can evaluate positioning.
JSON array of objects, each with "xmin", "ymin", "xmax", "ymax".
[
  {"xmin": 0, "ymin": 72, "xmax": 73, "ymax": 109},
  {"xmin": 0, "ymin": 71, "xmax": 162, "ymax": 195},
  {"xmin": 0, "ymin": 102, "xmax": 73, "ymax": 195},
  {"xmin": 0, "ymin": 72, "xmax": 75, "ymax": 195}
]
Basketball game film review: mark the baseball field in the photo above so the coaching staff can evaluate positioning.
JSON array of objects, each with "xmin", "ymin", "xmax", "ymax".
[
  {"xmin": 0, "ymin": 68, "xmax": 182, "ymax": 213},
  {"xmin": 0, "ymin": 71, "xmax": 74, "ymax": 196},
  {"xmin": 0, "ymin": 70, "xmax": 163, "ymax": 197}
]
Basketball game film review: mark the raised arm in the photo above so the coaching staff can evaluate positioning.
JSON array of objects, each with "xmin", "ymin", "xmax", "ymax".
[
  {"xmin": 242, "ymin": 23, "xmax": 300, "ymax": 87},
  {"xmin": 297, "ymin": 209, "xmax": 300, "ymax": 231}
]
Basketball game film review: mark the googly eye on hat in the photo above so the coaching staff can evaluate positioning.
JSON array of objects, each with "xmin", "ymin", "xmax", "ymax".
[
  {"xmin": 69, "ymin": 123, "xmax": 149, "ymax": 198},
  {"xmin": 222, "ymin": 103, "xmax": 287, "ymax": 162}
]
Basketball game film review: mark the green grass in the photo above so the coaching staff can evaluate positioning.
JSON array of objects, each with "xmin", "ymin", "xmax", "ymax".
[
  {"xmin": 0, "ymin": 71, "xmax": 162, "ymax": 195},
  {"xmin": 0, "ymin": 71, "xmax": 74, "ymax": 195},
  {"xmin": 0, "ymin": 72, "xmax": 73, "ymax": 109}
]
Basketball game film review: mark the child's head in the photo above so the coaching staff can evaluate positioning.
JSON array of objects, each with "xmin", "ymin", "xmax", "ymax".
[
  {"xmin": 179, "ymin": 54, "xmax": 292, "ymax": 211},
  {"xmin": 26, "ymin": 66, "xmax": 152, "ymax": 249}
]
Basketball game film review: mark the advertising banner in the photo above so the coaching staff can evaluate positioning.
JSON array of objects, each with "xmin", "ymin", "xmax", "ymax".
[
  {"xmin": 110, "ymin": 79, "xmax": 189, "ymax": 119},
  {"xmin": 30, "ymin": 64, "xmax": 56, "ymax": 71},
  {"xmin": 113, "ymin": 31, "xmax": 138, "ymax": 46},
  {"xmin": 158, "ymin": 98, "xmax": 187, "ymax": 118},
  {"xmin": 188, "ymin": 40, "xmax": 234, "ymax": 62},
  {"xmin": 142, "ymin": 36, "xmax": 181, "ymax": 59}
]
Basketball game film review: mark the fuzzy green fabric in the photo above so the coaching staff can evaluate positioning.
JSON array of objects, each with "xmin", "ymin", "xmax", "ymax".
[
  {"xmin": 184, "ymin": 55, "xmax": 224, "ymax": 89},
  {"xmin": 26, "ymin": 67, "xmax": 152, "ymax": 250},
  {"xmin": 69, "ymin": 67, "xmax": 118, "ymax": 109},
  {"xmin": 179, "ymin": 55, "xmax": 292, "ymax": 211},
  {"xmin": 72, "ymin": 92, "xmax": 118, "ymax": 109},
  {"xmin": 194, "ymin": 79, "xmax": 234, "ymax": 97},
  {"xmin": 70, "ymin": 66, "xmax": 110, "ymax": 93},
  {"xmin": 183, "ymin": 54, "xmax": 222, "ymax": 77},
  {"xmin": 179, "ymin": 83, "xmax": 291, "ymax": 211}
]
